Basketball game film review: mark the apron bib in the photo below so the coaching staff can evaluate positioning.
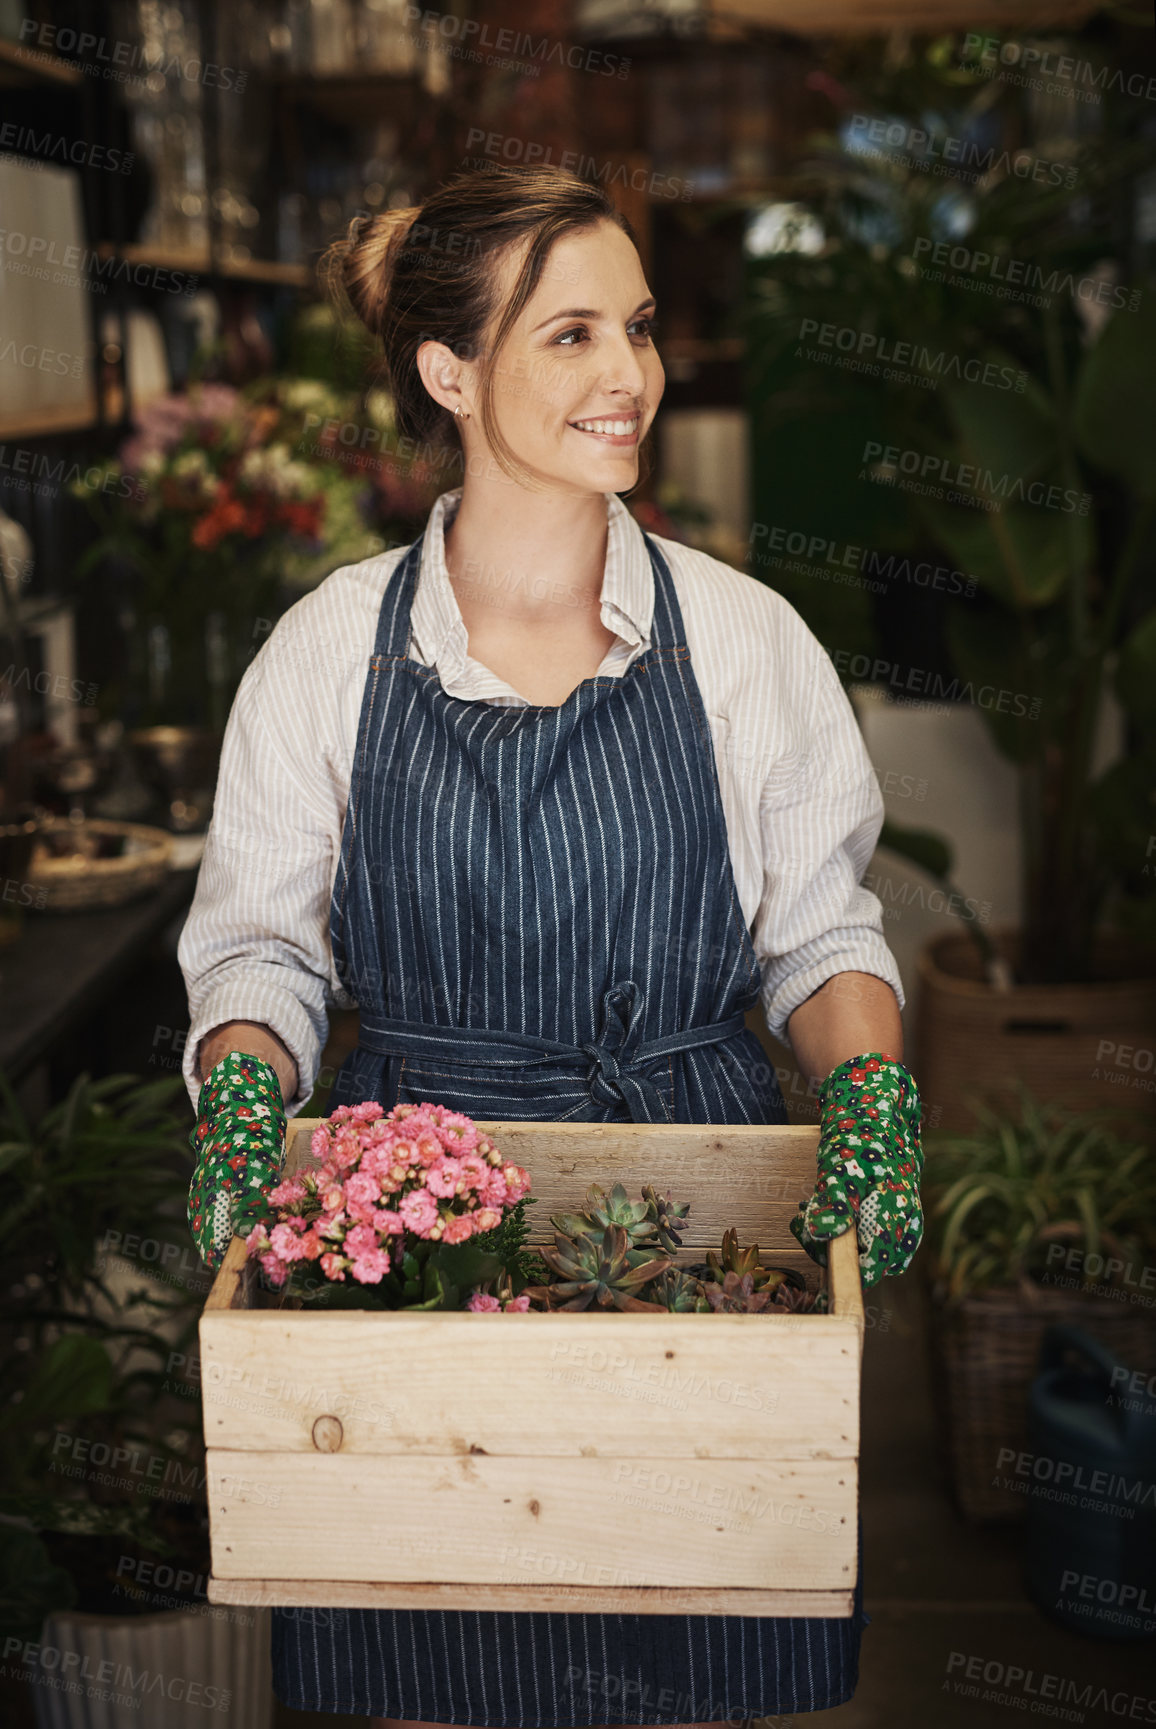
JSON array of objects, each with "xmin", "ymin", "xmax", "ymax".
[{"xmin": 271, "ymin": 523, "xmax": 864, "ymax": 1720}]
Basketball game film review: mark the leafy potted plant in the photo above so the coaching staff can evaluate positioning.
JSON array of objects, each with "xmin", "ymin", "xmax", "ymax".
[
  {"xmin": 0, "ymin": 1070, "xmax": 273, "ymax": 1726},
  {"xmin": 921, "ymin": 1087, "xmax": 1156, "ymax": 1523},
  {"xmin": 743, "ymin": 30, "xmax": 1156, "ymax": 1123}
]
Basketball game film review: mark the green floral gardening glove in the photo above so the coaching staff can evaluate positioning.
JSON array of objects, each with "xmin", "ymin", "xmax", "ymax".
[
  {"xmin": 790, "ymin": 1051, "xmax": 923, "ymax": 1287},
  {"xmin": 187, "ymin": 1051, "xmax": 286, "ymax": 1270}
]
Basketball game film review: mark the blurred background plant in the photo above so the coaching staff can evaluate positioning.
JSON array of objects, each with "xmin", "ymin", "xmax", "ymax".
[
  {"xmin": 924, "ymin": 1087, "xmax": 1156, "ymax": 1301},
  {"xmin": 0, "ymin": 1070, "xmax": 204, "ymax": 1641},
  {"xmin": 743, "ymin": 33, "xmax": 1156, "ymax": 982}
]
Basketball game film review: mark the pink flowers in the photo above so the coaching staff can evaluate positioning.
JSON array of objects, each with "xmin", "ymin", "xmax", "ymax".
[
  {"xmin": 466, "ymin": 1292, "xmax": 532, "ymax": 1312},
  {"xmin": 244, "ymin": 1100, "xmax": 532, "ymax": 1299}
]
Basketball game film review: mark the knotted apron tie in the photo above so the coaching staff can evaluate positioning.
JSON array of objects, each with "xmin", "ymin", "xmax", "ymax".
[{"xmin": 356, "ymin": 980, "xmax": 748, "ymax": 1123}]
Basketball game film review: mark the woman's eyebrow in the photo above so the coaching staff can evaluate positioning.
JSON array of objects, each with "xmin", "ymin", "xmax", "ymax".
[{"xmin": 530, "ymin": 295, "xmax": 657, "ymax": 333}]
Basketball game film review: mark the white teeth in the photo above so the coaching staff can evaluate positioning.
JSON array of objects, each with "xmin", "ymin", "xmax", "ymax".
[{"xmin": 572, "ymin": 417, "xmax": 638, "ymax": 436}]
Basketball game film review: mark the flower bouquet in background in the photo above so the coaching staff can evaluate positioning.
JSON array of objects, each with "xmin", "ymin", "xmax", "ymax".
[
  {"xmin": 243, "ymin": 1101, "xmax": 538, "ymax": 1312},
  {"xmin": 69, "ymin": 377, "xmax": 392, "ymax": 729}
]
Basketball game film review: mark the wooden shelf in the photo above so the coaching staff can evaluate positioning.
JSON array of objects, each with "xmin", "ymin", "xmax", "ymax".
[
  {"xmin": 0, "ymin": 37, "xmax": 84, "ymax": 87},
  {"xmin": 0, "ymin": 401, "xmax": 99, "ymax": 441},
  {"xmin": 96, "ymin": 242, "xmax": 312, "ymax": 289}
]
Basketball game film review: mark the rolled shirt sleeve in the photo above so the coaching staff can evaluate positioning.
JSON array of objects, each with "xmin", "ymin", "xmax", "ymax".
[
  {"xmin": 753, "ymin": 623, "xmax": 904, "ymax": 1046},
  {"xmin": 177, "ymin": 612, "xmax": 346, "ymax": 1117}
]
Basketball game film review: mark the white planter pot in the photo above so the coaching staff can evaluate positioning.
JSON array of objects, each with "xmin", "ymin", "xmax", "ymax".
[{"xmin": 27, "ymin": 1604, "xmax": 272, "ymax": 1729}]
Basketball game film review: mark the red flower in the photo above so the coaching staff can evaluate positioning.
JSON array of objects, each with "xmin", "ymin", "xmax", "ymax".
[
  {"xmin": 849, "ymin": 1068, "xmax": 865, "ymax": 1083},
  {"xmin": 838, "ymin": 1116, "xmax": 855, "ymax": 1129},
  {"xmin": 192, "ymin": 486, "xmax": 247, "ymax": 550},
  {"xmin": 280, "ymin": 498, "xmax": 324, "ymax": 538},
  {"xmin": 865, "ymin": 1059, "xmax": 881, "ymax": 1071}
]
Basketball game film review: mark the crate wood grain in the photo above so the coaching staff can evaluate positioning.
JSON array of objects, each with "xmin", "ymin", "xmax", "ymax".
[{"xmin": 202, "ymin": 1121, "xmax": 863, "ymax": 1618}]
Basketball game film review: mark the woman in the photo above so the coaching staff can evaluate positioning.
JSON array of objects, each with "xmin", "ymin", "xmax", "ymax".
[{"xmin": 181, "ymin": 164, "xmax": 923, "ymax": 1726}]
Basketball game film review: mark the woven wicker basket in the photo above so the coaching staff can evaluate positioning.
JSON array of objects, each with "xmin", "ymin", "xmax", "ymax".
[
  {"xmin": 28, "ymin": 819, "xmax": 173, "ymax": 912},
  {"xmin": 916, "ymin": 929, "xmax": 1156, "ymax": 1129},
  {"xmin": 928, "ymin": 1277, "xmax": 1156, "ymax": 1523}
]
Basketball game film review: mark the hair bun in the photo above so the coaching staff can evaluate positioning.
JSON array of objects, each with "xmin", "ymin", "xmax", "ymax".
[{"xmin": 322, "ymin": 206, "xmax": 422, "ymax": 340}]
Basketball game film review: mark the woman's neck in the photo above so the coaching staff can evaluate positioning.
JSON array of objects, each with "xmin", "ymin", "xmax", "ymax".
[{"xmin": 443, "ymin": 485, "xmax": 610, "ymax": 622}]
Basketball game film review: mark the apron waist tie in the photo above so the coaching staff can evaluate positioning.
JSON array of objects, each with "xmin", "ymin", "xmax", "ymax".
[{"xmin": 356, "ymin": 980, "xmax": 750, "ymax": 1122}]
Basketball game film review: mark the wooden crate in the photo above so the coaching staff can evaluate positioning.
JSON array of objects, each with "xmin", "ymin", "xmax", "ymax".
[{"xmin": 202, "ymin": 1121, "xmax": 863, "ymax": 1619}]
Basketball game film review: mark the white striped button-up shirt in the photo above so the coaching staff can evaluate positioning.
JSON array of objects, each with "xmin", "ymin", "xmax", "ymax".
[{"xmin": 178, "ymin": 485, "xmax": 903, "ymax": 1114}]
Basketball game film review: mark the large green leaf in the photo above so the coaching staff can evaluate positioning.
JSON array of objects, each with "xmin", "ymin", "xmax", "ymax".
[
  {"xmin": 945, "ymin": 602, "xmax": 1048, "ymax": 762},
  {"xmin": 3, "ymin": 1336, "xmax": 114, "ymax": 1431},
  {"xmin": 915, "ymin": 490, "xmax": 1090, "ymax": 609},
  {"xmin": 1114, "ymin": 610, "xmax": 1156, "ymax": 735},
  {"xmin": 1073, "ymin": 296, "xmax": 1156, "ymax": 497},
  {"xmin": 940, "ymin": 368, "xmax": 1059, "ymax": 486}
]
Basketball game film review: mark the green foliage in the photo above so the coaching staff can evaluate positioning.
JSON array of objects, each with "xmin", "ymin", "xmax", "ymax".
[
  {"xmin": 0, "ymin": 1069, "xmax": 204, "ymax": 1638},
  {"xmin": 923, "ymin": 1088, "xmax": 1156, "ymax": 1300},
  {"xmin": 741, "ymin": 32, "xmax": 1156, "ymax": 982}
]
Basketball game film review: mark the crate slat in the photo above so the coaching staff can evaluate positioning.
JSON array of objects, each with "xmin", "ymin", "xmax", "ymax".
[
  {"xmin": 205, "ymin": 1577, "xmax": 856, "ymax": 1618},
  {"xmin": 206, "ymin": 1450, "xmax": 857, "ymax": 1588},
  {"xmin": 200, "ymin": 1308, "xmax": 859, "ymax": 1458},
  {"xmin": 283, "ymin": 1119, "xmax": 825, "ymax": 1247}
]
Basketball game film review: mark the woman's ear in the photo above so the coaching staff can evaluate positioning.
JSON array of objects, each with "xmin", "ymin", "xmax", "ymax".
[{"xmin": 416, "ymin": 339, "xmax": 473, "ymax": 422}]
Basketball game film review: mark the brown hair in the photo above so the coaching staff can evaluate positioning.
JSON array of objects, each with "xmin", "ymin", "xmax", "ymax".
[{"xmin": 322, "ymin": 163, "xmax": 652, "ymax": 492}]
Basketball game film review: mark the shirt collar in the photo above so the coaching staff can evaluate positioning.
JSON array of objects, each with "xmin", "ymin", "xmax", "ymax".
[{"xmin": 409, "ymin": 487, "xmax": 654, "ymax": 681}]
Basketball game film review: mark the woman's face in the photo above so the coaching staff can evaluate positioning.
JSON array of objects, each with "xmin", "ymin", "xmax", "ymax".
[{"xmin": 470, "ymin": 217, "xmax": 664, "ymax": 495}]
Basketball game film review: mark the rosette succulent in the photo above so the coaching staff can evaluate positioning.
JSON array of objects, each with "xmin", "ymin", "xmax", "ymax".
[{"xmin": 528, "ymin": 1222, "xmax": 671, "ymax": 1312}]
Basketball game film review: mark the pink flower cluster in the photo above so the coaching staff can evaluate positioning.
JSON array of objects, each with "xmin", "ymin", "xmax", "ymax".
[{"xmin": 244, "ymin": 1100, "xmax": 531, "ymax": 1295}]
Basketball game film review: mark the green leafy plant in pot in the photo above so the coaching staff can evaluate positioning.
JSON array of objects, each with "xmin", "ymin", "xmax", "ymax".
[
  {"xmin": 0, "ymin": 1069, "xmax": 207, "ymax": 1644},
  {"xmin": 920, "ymin": 1087, "xmax": 1156, "ymax": 1521}
]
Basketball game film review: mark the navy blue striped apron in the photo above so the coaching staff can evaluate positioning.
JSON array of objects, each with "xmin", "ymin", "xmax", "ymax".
[{"xmin": 270, "ymin": 523, "xmax": 865, "ymax": 1720}]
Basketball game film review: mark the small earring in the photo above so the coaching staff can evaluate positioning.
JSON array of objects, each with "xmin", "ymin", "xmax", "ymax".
[{"xmin": 455, "ymin": 405, "xmax": 469, "ymax": 421}]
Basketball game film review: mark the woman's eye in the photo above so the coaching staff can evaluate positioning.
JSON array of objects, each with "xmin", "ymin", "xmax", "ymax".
[{"xmin": 552, "ymin": 317, "xmax": 657, "ymax": 348}]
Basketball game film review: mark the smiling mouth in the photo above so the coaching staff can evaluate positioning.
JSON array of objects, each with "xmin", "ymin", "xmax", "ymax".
[{"xmin": 569, "ymin": 415, "xmax": 641, "ymax": 441}]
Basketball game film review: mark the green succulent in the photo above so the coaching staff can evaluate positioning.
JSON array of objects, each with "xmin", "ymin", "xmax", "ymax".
[
  {"xmin": 651, "ymin": 1266, "xmax": 701, "ymax": 1312},
  {"xmin": 699, "ymin": 1271, "xmax": 773, "ymax": 1314},
  {"xmin": 701, "ymin": 1227, "xmax": 788, "ymax": 1295},
  {"xmin": 641, "ymin": 1183, "xmax": 691, "ymax": 1254},
  {"xmin": 551, "ymin": 1182, "xmax": 658, "ymax": 1254},
  {"xmin": 532, "ymin": 1223, "xmax": 672, "ymax": 1312}
]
